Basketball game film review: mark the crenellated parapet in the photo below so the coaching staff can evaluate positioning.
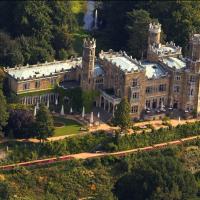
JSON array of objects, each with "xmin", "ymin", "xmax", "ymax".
[
  {"xmin": 83, "ymin": 38, "xmax": 96, "ymax": 49},
  {"xmin": 188, "ymin": 34, "xmax": 200, "ymax": 62},
  {"xmin": 4, "ymin": 58, "xmax": 82, "ymax": 81},
  {"xmin": 190, "ymin": 34, "xmax": 200, "ymax": 44},
  {"xmin": 99, "ymin": 50, "xmax": 144, "ymax": 74},
  {"xmin": 149, "ymin": 22, "xmax": 161, "ymax": 34}
]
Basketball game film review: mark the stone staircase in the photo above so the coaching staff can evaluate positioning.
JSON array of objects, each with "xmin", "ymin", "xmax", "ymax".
[{"xmin": 92, "ymin": 107, "xmax": 113, "ymax": 123}]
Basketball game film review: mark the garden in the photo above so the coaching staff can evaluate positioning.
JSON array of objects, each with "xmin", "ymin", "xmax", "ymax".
[{"xmin": 53, "ymin": 116, "xmax": 83, "ymax": 136}]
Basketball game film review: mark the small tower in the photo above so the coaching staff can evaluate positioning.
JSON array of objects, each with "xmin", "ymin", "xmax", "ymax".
[
  {"xmin": 148, "ymin": 22, "xmax": 161, "ymax": 47},
  {"xmin": 189, "ymin": 34, "xmax": 200, "ymax": 61},
  {"xmin": 81, "ymin": 38, "xmax": 96, "ymax": 91}
]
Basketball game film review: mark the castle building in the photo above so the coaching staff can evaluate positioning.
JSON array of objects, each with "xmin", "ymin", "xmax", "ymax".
[{"xmin": 4, "ymin": 22, "xmax": 200, "ymax": 119}]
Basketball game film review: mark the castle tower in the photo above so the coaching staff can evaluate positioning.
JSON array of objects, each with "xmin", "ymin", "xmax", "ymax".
[
  {"xmin": 189, "ymin": 34, "xmax": 200, "ymax": 61},
  {"xmin": 148, "ymin": 22, "xmax": 161, "ymax": 47},
  {"xmin": 188, "ymin": 34, "xmax": 200, "ymax": 72},
  {"xmin": 81, "ymin": 38, "xmax": 96, "ymax": 91},
  {"xmin": 187, "ymin": 34, "xmax": 200, "ymax": 115}
]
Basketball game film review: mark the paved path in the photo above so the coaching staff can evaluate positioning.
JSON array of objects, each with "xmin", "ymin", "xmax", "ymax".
[
  {"xmin": 1, "ymin": 117, "xmax": 199, "ymax": 144},
  {"xmin": 0, "ymin": 135, "xmax": 199, "ymax": 170}
]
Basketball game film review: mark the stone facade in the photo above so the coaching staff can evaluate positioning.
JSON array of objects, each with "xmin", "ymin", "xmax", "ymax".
[{"xmin": 4, "ymin": 22, "xmax": 200, "ymax": 120}]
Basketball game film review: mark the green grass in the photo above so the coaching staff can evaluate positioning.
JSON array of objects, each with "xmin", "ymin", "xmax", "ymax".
[{"xmin": 53, "ymin": 116, "xmax": 83, "ymax": 136}]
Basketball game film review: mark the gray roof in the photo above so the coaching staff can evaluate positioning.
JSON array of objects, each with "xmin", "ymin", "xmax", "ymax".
[
  {"xmin": 94, "ymin": 63, "xmax": 104, "ymax": 77},
  {"xmin": 6, "ymin": 59, "xmax": 82, "ymax": 80},
  {"xmin": 102, "ymin": 54, "xmax": 141, "ymax": 72},
  {"xmin": 162, "ymin": 57, "xmax": 186, "ymax": 70},
  {"xmin": 141, "ymin": 61, "xmax": 167, "ymax": 79}
]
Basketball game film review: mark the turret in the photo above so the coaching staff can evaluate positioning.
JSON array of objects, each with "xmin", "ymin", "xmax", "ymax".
[
  {"xmin": 189, "ymin": 34, "xmax": 200, "ymax": 61},
  {"xmin": 81, "ymin": 38, "xmax": 96, "ymax": 91},
  {"xmin": 148, "ymin": 22, "xmax": 161, "ymax": 46}
]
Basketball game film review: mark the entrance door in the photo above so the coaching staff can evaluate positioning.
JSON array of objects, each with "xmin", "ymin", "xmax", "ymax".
[
  {"xmin": 152, "ymin": 99, "xmax": 157, "ymax": 109},
  {"xmin": 173, "ymin": 101, "xmax": 178, "ymax": 109}
]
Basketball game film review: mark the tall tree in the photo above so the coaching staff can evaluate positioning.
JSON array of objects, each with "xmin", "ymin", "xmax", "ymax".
[
  {"xmin": 5, "ymin": 108, "xmax": 35, "ymax": 139},
  {"xmin": 0, "ymin": 32, "xmax": 24, "ymax": 67},
  {"xmin": 113, "ymin": 98, "xmax": 131, "ymax": 130},
  {"xmin": 126, "ymin": 9, "xmax": 157, "ymax": 59},
  {"xmin": 35, "ymin": 103, "xmax": 54, "ymax": 142},
  {"xmin": 0, "ymin": 90, "xmax": 9, "ymax": 134}
]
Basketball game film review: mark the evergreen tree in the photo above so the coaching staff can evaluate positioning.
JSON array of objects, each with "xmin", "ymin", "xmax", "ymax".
[
  {"xmin": 113, "ymin": 98, "xmax": 131, "ymax": 130},
  {"xmin": 126, "ymin": 9, "xmax": 158, "ymax": 59},
  {"xmin": 35, "ymin": 103, "xmax": 54, "ymax": 142},
  {"xmin": 0, "ymin": 90, "xmax": 9, "ymax": 134}
]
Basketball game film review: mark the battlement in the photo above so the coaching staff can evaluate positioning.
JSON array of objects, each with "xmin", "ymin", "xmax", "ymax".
[
  {"xmin": 83, "ymin": 38, "xmax": 96, "ymax": 48},
  {"xmin": 149, "ymin": 22, "xmax": 161, "ymax": 34},
  {"xmin": 190, "ymin": 34, "xmax": 200, "ymax": 44},
  {"xmin": 5, "ymin": 58, "xmax": 82, "ymax": 81}
]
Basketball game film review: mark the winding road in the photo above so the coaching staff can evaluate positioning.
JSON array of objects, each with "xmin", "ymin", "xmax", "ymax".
[{"xmin": 0, "ymin": 135, "xmax": 199, "ymax": 170}]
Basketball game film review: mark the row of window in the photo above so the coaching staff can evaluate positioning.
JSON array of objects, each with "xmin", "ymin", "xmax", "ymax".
[
  {"xmin": 95, "ymin": 79, "xmax": 103, "ymax": 84},
  {"xmin": 174, "ymin": 75, "xmax": 196, "ymax": 82},
  {"xmin": 146, "ymin": 97, "xmax": 165, "ymax": 108},
  {"xmin": 130, "ymin": 102, "xmax": 194, "ymax": 114},
  {"xmin": 146, "ymin": 84, "xmax": 167, "ymax": 94},
  {"xmin": 174, "ymin": 85, "xmax": 194, "ymax": 96},
  {"xmin": 22, "ymin": 78, "xmax": 56, "ymax": 90}
]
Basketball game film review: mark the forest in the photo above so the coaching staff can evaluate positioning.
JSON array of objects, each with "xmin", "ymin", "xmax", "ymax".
[{"xmin": 0, "ymin": 1, "xmax": 199, "ymax": 66}]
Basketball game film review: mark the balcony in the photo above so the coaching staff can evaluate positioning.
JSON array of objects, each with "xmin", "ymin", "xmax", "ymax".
[{"xmin": 101, "ymin": 90, "xmax": 121, "ymax": 104}]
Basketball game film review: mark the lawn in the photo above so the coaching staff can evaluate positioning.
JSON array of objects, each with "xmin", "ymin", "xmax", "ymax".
[{"xmin": 53, "ymin": 116, "xmax": 83, "ymax": 136}]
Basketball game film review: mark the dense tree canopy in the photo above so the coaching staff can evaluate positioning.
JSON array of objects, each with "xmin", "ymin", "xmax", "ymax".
[
  {"xmin": 5, "ymin": 108, "xmax": 35, "ymax": 139},
  {"xmin": 0, "ymin": 89, "xmax": 9, "ymax": 133},
  {"xmin": 114, "ymin": 155, "xmax": 197, "ymax": 200},
  {"xmin": 0, "ymin": 1, "xmax": 76, "ymax": 66},
  {"xmin": 126, "ymin": 9, "xmax": 157, "ymax": 59},
  {"xmin": 98, "ymin": 1, "xmax": 200, "ymax": 56}
]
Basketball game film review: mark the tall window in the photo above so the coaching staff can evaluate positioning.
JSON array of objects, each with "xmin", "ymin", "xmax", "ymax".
[
  {"xmin": 132, "ymin": 105, "xmax": 138, "ymax": 113},
  {"xmin": 159, "ymin": 84, "xmax": 166, "ymax": 92},
  {"xmin": 174, "ymin": 85, "xmax": 180, "ymax": 93},
  {"xmin": 189, "ymin": 89, "xmax": 194, "ymax": 96},
  {"xmin": 23, "ymin": 82, "xmax": 30, "ymax": 90},
  {"xmin": 190, "ymin": 75, "xmax": 196, "ymax": 82},
  {"xmin": 50, "ymin": 78, "xmax": 56, "ymax": 86},
  {"xmin": 132, "ymin": 92, "xmax": 139, "ymax": 99},
  {"xmin": 35, "ymin": 80, "xmax": 40, "ymax": 88},
  {"xmin": 175, "ymin": 76, "xmax": 181, "ymax": 81},
  {"xmin": 146, "ymin": 100, "xmax": 151, "ymax": 108},
  {"xmin": 132, "ymin": 79, "xmax": 138, "ymax": 87},
  {"xmin": 146, "ymin": 86, "xmax": 153, "ymax": 94}
]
